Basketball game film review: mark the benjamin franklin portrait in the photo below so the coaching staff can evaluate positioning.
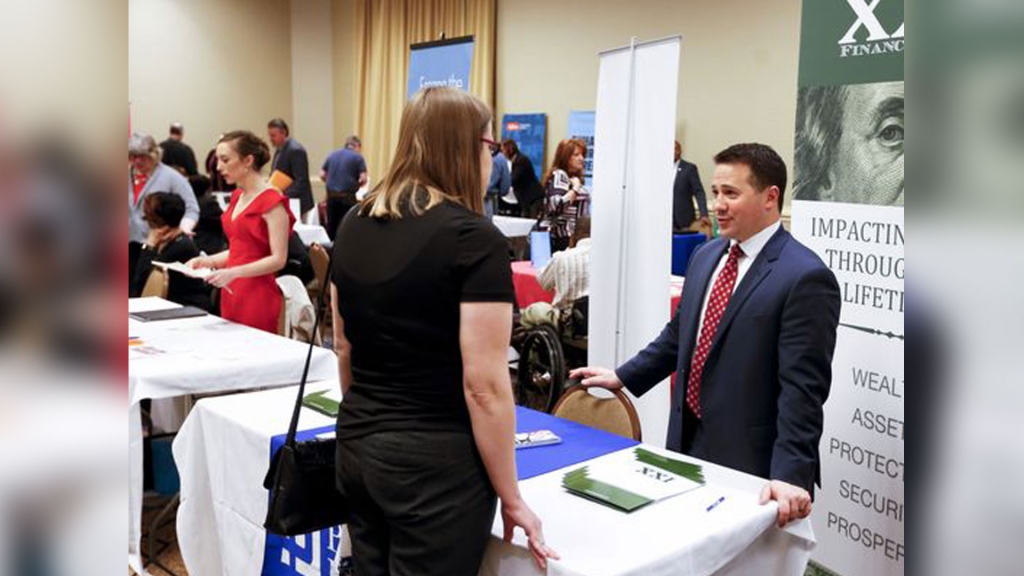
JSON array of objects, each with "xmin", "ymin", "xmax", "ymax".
[{"xmin": 794, "ymin": 81, "xmax": 904, "ymax": 206}]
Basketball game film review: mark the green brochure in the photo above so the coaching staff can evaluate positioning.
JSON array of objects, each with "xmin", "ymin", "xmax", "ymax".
[{"xmin": 302, "ymin": 390, "xmax": 339, "ymax": 418}]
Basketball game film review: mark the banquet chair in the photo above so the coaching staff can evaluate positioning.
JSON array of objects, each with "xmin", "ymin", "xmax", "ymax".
[
  {"xmin": 552, "ymin": 385, "xmax": 642, "ymax": 441},
  {"xmin": 141, "ymin": 267, "xmax": 169, "ymax": 299}
]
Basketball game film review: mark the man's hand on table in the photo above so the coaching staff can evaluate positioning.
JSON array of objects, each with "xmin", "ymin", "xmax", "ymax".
[
  {"xmin": 760, "ymin": 480, "xmax": 812, "ymax": 527},
  {"xmin": 568, "ymin": 366, "xmax": 623, "ymax": 390}
]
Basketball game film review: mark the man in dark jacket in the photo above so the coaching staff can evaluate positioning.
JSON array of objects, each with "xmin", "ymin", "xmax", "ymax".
[
  {"xmin": 268, "ymin": 118, "xmax": 315, "ymax": 220},
  {"xmin": 672, "ymin": 140, "xmax": 709, "ymax": 233}
]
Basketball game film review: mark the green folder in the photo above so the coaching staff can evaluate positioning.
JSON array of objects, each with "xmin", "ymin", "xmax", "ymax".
[
  {"xmin": 302, "ymin": 390, "xmax": 339, "ymax": 418},
  {"xmin": 562, "ymin": 467, "xmax": 654, "ymax": 513}
]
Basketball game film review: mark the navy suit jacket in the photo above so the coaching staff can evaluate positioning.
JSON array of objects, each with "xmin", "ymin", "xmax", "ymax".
[
  {"xmin": 672, "ymin": 159, "xmax": 707, "ymax": 231},
  {"xmin": 271, "ymin": 138, "xmax": 314, "ymax": 214},
  {"xmin": 616, "ymin": 226, "xmax": 840, "ymax": 493}
]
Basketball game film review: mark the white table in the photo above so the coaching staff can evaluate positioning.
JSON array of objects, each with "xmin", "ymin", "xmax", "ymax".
[
  {"xmin": 173, "ymin": 384, "xmax": 346, "ymax": 576},
  {"xmin": 173, "ymin": 384, "xmax": 814, "ymax": 576},
  {"xmin": 128, "ymin": 297, "xmax": 337, "ymax": 575},
  {"xmin": 480, "ymin": 443, "xmax": 815, "ymax": 576},
  {"xmin": 294, "ymin": 222, "xmax": 332, "ymax": 247}
]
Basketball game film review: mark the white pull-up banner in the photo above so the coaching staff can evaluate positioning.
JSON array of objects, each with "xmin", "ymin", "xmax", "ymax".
[{"xmin": 589, "ymin": 36, "xmax": 681, "ymax": 447}]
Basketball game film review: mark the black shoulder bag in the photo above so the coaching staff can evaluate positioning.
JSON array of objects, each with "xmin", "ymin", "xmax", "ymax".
[{"xmin": 263, "ymin": 253, "xmax": 349, "ymax": 535}]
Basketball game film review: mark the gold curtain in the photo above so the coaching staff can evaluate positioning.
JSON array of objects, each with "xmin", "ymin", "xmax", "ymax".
[{"xmin": 354, "ymin": 0, "xmax": 496, "ymax": 179}]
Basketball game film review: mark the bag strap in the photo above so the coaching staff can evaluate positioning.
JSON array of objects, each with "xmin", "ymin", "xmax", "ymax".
[{"xmin": 283, "ymin": 246, "xmax": 334, "ymax": 448}]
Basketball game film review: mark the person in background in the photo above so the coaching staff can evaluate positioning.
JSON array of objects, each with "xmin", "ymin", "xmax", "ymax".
[
  {"xmin": 501, "ymin": 139, "xmax": 544, "ymax": 218},
  {"xmin": 484, "ymin": 139, "xmax": 511, "ymax": 218},
  {"xmin": 205, "ymin": 136, "xmax": 233, "ymax": 192},
  {"xmin": 571, "ymin": 143, "xmax": 841, "ymax": 528},
  {"xmin": 267, "ymin": 118, "xmax": 314, "ymax": 221},
  {"xmin": 280, "ymin": 232, "xmax": 315, "ymax": 285},
  {"xmin": 330, "ymin": 87, "xmax": 558, "ymax": 576},
  {"xmin": 188, "ymin": 131, "xmax": 295, "ymax": 333},
  {"xmin": 130, "ymin": 192, "xmax": 210, "ymax": 310},
  {"xmin": 187, "ymin": 174, "xmax": 227, "ymax": 255},
  {"xmin": 538, "ymin": 217, "xmax": 591, "ymax": 311},
  {"xmin": 159, "ymin": 122, "xmax": 198, "ymax": 177},
  {"xmin": 542, "ymin": 138, "xmax": 589, "ymax": 253},
  {"xmin": 321, "ymin": 135, "xmax": 368, "ymax": 240},
  {"xmin": 129, "ymin": 132, "xmax": 199, "ymax": 280},
  {"xmin": 672, "ymin": 139, "xmax": 710, "ymax": 234}
]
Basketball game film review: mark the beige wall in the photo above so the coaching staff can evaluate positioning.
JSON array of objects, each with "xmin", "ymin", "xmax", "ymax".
[
  {"xmin": 332, "ymin": 0, "xmax": 359, "ymax": 148},
  {"xmin": 291, "ymin": 0, "xmax": 334, "ymax": 173},
  {"xmin": 129, "ymin": 0, "xmax": 292, "ymax": 172},
  {"xmin": 496, "ymin": 0, "xmax": 802, "ymax": 211}
]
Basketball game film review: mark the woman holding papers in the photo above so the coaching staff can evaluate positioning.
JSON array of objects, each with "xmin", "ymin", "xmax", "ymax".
[
  {"xmin": 329, "ymin": 87, "xmax": 558, "ymax": 575},
  {"xmin": 542, "ymin": 139, "xmax": 589, "ymax": 253},
  {"xmin": 187, "ymin": 130, "xmax": 294, "ymax": 333}
]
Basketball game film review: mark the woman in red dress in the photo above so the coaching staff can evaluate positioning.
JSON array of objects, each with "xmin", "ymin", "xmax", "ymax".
[{"xmin": 187, "ymin": 130, "xmax": 294, "ymax": 333}]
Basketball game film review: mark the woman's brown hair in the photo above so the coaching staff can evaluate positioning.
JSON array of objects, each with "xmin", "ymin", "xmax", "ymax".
[
  {"xmin": 542, "ymin": 138, "xmax": 587, "ymax": 187},
  {"xmin": 218, "ymin": 130, "xmax": 272, "ymax": 171},
  {"xmin": 360, "ymin": 87, "xmax": 492, "ymax": 218}
]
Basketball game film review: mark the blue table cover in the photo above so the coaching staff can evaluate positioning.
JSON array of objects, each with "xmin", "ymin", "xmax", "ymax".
[{"xmin": 515, "ymin": 406, "xmax": 639, "ymax": 480}]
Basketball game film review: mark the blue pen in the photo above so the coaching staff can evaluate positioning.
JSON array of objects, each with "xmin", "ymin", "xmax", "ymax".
[{"xmin": 705, "ymin": 496, "xmax": 726, "ymax": 512}]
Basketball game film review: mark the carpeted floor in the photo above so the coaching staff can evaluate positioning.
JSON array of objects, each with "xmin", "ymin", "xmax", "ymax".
[{"xmin": 130, "ymin": 493, "xmax": 187, "ymax": 576}]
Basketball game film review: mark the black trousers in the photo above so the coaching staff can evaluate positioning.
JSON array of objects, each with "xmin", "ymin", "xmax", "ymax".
[
  {"xmin": 336, "ymin": 430, "xmax": 497, "ymax": 576},
  {"xmin": 326, "ymin": 190, "xmax": 358, "ymax": 241}
]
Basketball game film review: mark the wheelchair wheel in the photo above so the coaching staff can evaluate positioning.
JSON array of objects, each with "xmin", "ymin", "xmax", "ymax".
[{"xmin": 515, "ymin": 324, "xmax": 566, "ymax": 413}]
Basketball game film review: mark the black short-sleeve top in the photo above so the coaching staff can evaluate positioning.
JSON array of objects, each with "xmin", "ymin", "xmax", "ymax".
[{"xmin": 330, "ymin": 200, "xmax": 514, "ymax": 439}]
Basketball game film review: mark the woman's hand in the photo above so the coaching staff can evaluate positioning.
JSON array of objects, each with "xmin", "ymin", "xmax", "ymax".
[
  {"xmin": 205, "ymin": 267, "xmax": 240, "ymax": 290},
  {"xmin": 501, "ymin": 497, "xmax": 559, "ymax": 571},
  {"xmin": 185, "ymin": 256, "xmax": 209, "ymax": 270}
]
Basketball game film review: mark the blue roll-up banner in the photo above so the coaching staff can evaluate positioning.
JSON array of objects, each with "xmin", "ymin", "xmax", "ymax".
[
  {"xmin": 502, "ymin": 113, "xmax": 547, "ymax": 181},
  {"xmin": 567, "ymin": 110, "xmax": 595, "ymax": 187},
  {"xmin": 407, "ymin": 36, "xmax": 474, "ymax": 100}
]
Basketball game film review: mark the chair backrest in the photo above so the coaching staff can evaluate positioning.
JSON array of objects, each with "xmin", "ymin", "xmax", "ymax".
[
  {"xmin": 552, "ymin": 385, "xmax": 642, "ymax": 441},
  {"xmin": 309, "ymin": 243, "xmax": 330, "ymax": 294},
  {"xmin": 141, "ymin": 267, "xmax": 169, "ymax": 299},
  {"xmin": 276, "ymin": 275, "xmax": 318, "ymax": 343}
]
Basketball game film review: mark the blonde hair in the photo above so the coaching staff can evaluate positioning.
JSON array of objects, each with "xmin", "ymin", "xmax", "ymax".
[{"xmin": 361, "ymin": 87, "xmax": 491, "ymax": 219}]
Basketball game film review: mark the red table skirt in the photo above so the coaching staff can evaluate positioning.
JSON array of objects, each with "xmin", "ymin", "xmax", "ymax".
[{"xmin": 511, "ymin": 261, "xmax": 682, "ymax": 312}]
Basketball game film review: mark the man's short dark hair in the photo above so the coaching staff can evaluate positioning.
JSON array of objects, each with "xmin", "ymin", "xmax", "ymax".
[
  {"xmin": 169, "ymin": 122, "xmax": 184, "ymax": 137},
  {"xmin": 143, "ymin": 192, "xmax": 186, "ymax": 228},
  {"xmin": 267, "ymin": 118, "xmax": 290, "ymax": 135},
  {"xmin": 345, "ymin": 135, "xmax": 361, "ymax": 149},
  {"xmin": 713, "ymin": 143, "xmax": 787, "ymax": 210}
]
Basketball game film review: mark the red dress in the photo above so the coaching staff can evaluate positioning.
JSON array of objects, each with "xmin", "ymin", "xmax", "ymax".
[{"xmin": 220, "ymin": 188, "xmax": 296, "ymax": 333}]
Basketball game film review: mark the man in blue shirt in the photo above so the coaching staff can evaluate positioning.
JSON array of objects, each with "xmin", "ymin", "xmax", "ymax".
[
  {"xmin": 485, "ymin": 142, "xmax": 511, "ymax": 218},
  {"xmin": 321, "ymin": 135, "xmax": 368, "ymax": 240}
]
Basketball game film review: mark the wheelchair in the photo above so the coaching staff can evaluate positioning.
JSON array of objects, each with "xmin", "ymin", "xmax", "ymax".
[{"xmin": 511, "ymin": 296, "xmax": 589, "ymax": 413}]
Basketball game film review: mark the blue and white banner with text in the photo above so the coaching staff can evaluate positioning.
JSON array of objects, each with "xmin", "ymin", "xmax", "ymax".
[{"xmin": 407, "ymin": 36, "xmax": 474, "ymax": 100}]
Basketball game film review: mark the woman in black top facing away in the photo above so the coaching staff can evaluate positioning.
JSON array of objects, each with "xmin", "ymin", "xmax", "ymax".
[
  {"xmin": 330, "ymin": 87, "xmax": 558, "ymax": 576},
  {"xmin": 129, "ymin": 192, "xmax": 210, "ymax": 311}
]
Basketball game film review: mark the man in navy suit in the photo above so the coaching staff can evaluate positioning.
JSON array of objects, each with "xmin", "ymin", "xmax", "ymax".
[
  {"xmin": 268, "ymin": 118, "xmax": 315, "ymax": 220},
  {"xmin": 672, "ymin": 139, "xmax": 710, "ymax": 233},
  {"xmin": 572, "ymin": 143, "xmax": 840, "ymax": 527}
]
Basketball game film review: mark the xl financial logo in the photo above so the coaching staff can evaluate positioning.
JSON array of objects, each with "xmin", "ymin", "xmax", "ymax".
[{"xmin": 838, "ymin": 0, "xmax": 904, "ymax": 58}]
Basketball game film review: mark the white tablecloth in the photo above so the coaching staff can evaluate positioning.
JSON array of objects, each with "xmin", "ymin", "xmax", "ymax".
[
  {"xmin": 128, "ymin": 297, "xmax": 337, "ymax": 575},
  {"xmin": 493, "ymin": 216, "xmax": 538, "ymax": 238},
  {"xmin": 480, "ymin": 446, "xmax": 814, "ymax": 576},
  {"xmin": 172, "ymin": 383, "xmax": 813, "ymax": 576},
  {"xmin": 173, "ymin": 384, "xmax": 342, "ymax": 576},
  {"xmin": 294, "ymin": 223, "xmax": 331, "ymax": 247}
]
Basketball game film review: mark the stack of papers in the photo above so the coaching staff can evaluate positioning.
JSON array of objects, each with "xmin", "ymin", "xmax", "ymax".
[
  {"xmin": 562, "ymin": 448, "xmax": 705, "ymax": 512},
  {"xmin": 152, "ymin": 261, "xmax": 215, "ymax": 279}
]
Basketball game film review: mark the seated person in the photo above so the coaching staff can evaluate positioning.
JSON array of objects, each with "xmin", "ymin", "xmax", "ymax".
[
  {"xmin": 130, "ymin": 192, "xmax": 212, "ymax": 311},
  {"xmin": 279, "ymin": 231, "xmax": 315, "ymax": 285},
  {"xmin": 537, "ymin": 218, "xmax": 591, "ymax": 310},
  {"xmin": 188, "ymin": 174, "xmax": 227, "ymax": 255}
]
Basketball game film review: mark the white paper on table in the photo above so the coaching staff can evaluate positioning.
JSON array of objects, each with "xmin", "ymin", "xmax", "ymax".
[{"xmin": 578, "ymin": 447, "xmax": 704, "ymax": 502}]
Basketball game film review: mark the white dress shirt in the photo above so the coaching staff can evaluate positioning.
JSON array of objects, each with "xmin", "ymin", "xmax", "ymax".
[{"xmin": 694, "ymin": 220, "xmax": 782, "ymax": 339}]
